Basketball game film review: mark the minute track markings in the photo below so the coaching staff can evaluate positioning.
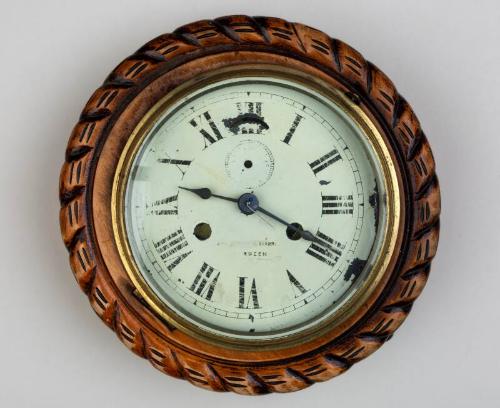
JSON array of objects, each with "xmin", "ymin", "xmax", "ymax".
[{"xmin": 136, "ymin": 92, "xmax": 362, "ymax": 319}]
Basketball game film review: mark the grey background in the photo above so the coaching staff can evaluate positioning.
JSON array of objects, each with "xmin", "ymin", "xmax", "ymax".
[{"xmin": 1, "ymin": 0, "xmax": 498, "ymax": 406}]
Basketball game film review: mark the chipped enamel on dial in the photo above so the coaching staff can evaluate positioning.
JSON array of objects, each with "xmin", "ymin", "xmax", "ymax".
[{"xmin": 124, "ymin": 76, "xmax": 387, "ymax": 340}]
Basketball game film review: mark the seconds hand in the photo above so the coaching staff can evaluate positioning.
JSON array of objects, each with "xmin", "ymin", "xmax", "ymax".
[{"xmin": 179, "ymin": 186, "xmax": 323, "ymax": 245}]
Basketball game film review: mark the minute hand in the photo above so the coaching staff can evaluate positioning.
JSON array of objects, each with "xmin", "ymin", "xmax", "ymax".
[{"xmin": 255, "ymin": 206, "xmax": 320, "ymax": 244}]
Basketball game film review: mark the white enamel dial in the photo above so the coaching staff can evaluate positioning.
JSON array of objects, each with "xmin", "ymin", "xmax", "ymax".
[{"xmin": 124, "ymin": 76, "xmax": 387, "ymax": 340}]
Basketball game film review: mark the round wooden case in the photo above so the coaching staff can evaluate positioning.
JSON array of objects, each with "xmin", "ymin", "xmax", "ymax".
[{"xmin": 59, "ymin": 15, "xmax": 440, "ymax": 394}]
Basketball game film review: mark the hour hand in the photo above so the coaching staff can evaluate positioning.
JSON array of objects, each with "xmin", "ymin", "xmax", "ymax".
[
  {"xmin": 178, "ymin": 186, "xmax": 212, "ymax": 199},
  {"xmin": 179, "ymin": 186, "xmax": 238, "ymax": 203}
]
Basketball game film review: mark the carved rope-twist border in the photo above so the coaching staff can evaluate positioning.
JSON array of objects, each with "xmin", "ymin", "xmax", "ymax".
[{"xmin": 59, "ymin": 15, "xmax": 440, "ymax": 394}]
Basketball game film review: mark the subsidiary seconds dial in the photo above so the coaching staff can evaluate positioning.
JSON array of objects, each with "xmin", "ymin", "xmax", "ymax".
[{"xmin": 124, "ymin": 76, "xmax": 386, "ymax": 340}]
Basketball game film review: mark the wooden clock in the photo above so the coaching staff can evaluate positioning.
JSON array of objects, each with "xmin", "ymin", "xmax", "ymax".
[{"xmin": 59, "ymin": 15, "xmax": 440, "ymax": 394}]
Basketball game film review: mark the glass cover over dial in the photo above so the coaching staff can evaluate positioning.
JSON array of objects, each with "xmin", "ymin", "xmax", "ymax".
[{"xmin": 123, "ymin": 76, "xmax": 388, "ymax": 341}]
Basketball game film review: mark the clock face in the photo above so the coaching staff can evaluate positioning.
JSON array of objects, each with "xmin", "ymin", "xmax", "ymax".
[{"xmin": 123, "ymin": 76, "xmax": 388, "ymax": 341}]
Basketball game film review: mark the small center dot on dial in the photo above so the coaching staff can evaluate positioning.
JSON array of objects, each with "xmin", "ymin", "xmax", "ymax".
[
  {"xmin": 244, "ymin": 160, "xmax": 253, "ymax": 169},
  {"xmin": 194, "ymin": 222, "xmax": 212, "ymax": 241}
]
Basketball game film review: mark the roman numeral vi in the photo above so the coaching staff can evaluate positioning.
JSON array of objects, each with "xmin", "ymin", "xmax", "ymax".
[{"xmin": 238, "ymin": 277, "xmax": 260, "ymax": 309}]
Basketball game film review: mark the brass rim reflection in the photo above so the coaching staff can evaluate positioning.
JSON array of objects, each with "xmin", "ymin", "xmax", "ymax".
[{"xmin": 111, "ymin": 64, "xmax": 401, "ymax": 350}]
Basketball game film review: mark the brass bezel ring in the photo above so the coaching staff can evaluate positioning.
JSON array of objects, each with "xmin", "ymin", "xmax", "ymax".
[{"xmin": 111, "ymin": 65, "xmax": 401, "ymax": 350}]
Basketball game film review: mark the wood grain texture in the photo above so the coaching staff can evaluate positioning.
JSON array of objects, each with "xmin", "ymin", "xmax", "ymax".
[{"xmin": 59, "ymin": 15, "xmax": 440, "ymax": 394}]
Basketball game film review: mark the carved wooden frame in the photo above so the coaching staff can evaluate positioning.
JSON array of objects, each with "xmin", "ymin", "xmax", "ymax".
[{"xmin": 59, "ymin": 15, "xmax": 440, "ymax": 394}]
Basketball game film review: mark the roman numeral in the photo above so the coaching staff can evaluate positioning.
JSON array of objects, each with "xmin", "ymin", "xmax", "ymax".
[
  {"xmin": 189, "ymin": 263, "xmax": 220, "ymax": 301},
  {"xmin": 238, "ymin": 277, "xmax": 260, "ymax": 309},
  {"xmin": 165, "ymin": 251, "xmax": 191, "ymax": 272},
  {"xmin": 157, "ymin": 158, "xmax": 192, "ymax": 166},
  {"xmin": 238, "ymin": 101, "xmax": 262, "ymax": 116},
  {"xmin": 189, "ymin": 111, "xmax": 223, "ymax": 147},
  {"xmin": 306, "ymin": 230, "xmax": 345, "ymax": 267},
  {"xmin": 286, "ymin": 270, "xmax": 307, "ymax": 297},
  {"xmin": 322, "ymin": 194, "xmax": 354, "ymax": 215},
  {"xmin": 223, "ymin": 102, "xmax": 268, "ymax": 134},
  {"xmin": 157, "ymin": 157, "xmax": 192, "ymax": 175},
  {"xmin": 309, "ymin": 149, "xmax": 341, "ymax": 174},
  {"xmin": 148, "ymin": 193, "xmax": 178, "ymax": 215},
  {"xmin": 153, "ymin": 229, "xmax": 191, "ymax": 272},
  {"xmin": 236, "ymin": 102, "xmax": 264, "ymax": 134},
  {"xmin": 282, "ymin": 113, "xmax": 304, "ymax": 144}
]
